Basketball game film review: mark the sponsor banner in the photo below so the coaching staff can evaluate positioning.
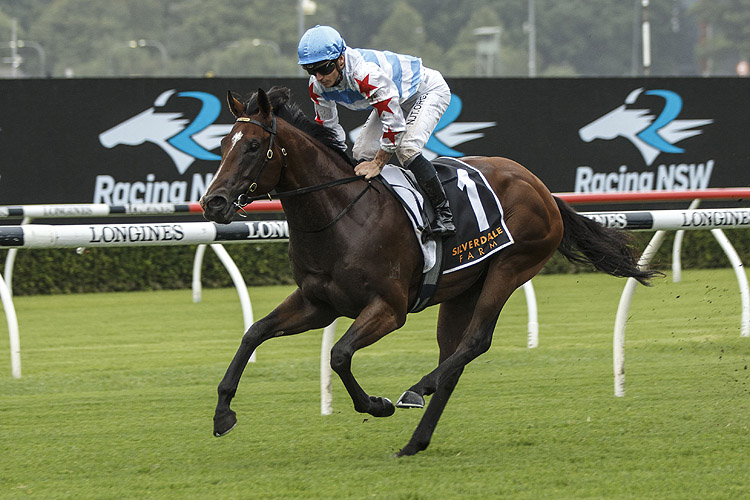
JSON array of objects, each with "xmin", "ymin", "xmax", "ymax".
[
  {"xmin": 582, "ymin": 208, "xmax": 750, "ymax": 230},
  {"xmin": 0, "ymin": 220, "xmax": 291, "ymax": 248},
  {"xmin": 0, "ymin": 78, "xmax": 747, "ymax": 206}
]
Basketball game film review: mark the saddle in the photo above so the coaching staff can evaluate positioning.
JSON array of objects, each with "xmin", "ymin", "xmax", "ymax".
[{"xmin": 378, "ymin": 157, "xmax": 514, "ymax": 312}]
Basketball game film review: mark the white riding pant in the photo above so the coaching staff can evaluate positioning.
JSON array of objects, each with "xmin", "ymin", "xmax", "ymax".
[{"xmin": 352, "ymin": 68, "xmax": 451, "ymax": 167}]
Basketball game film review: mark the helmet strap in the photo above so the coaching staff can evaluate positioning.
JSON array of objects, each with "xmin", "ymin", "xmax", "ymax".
[{"xmin": 334, "ymin": 56, "xmax": 345, "ymax": 85}]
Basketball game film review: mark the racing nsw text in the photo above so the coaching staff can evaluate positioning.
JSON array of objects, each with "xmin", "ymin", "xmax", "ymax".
[{"xmin": 574, "ymin": 160, "xmax": 714, "ymax": 193}]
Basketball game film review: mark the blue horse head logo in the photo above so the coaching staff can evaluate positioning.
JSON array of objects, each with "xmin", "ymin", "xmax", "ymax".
[
  {"xmin": 579, "ymin": 88, "xmax": 713, "ymax": 166},
  {"xmin": 99, "ymin": 90, "xmax": 232, "ymax": 174}
]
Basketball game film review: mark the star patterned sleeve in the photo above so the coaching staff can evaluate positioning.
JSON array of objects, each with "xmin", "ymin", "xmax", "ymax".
[
  {"xmin": 308, "ymin": 79, "xmax": 348, "ymax": 150},
  {"xmin": 354, "ymin": 66, "xmax": 406, "ymax": 154}
]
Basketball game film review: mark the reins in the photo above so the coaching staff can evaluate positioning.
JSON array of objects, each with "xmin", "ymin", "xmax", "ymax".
[{"xmin": 232, "ymin": 115, "xmax": 375, "ymax": 233}]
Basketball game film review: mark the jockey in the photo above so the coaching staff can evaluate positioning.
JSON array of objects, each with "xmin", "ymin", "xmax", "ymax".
[{"xmin": 297, "ymin": 25, "xmax": 455, "ymax": 237}]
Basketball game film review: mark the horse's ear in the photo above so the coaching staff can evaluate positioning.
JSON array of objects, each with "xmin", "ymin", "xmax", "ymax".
[
  {"xmin": 257, "ymin": 88, "xmax": 272, "ymax": 117},
  {"xmin": 227, "ymin": 90, "xmax": 245, "ymax": 118}
]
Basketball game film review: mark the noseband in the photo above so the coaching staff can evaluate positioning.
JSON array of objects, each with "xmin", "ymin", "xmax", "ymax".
[{"xmin": 234, "ymin": 114, "xmax": 288, "ymax": 207}]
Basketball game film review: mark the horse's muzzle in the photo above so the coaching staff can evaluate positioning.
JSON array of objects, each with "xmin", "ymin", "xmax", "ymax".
[{"xmin": 200, "ymin": 194, "xmax": 234, "ymax": 224}]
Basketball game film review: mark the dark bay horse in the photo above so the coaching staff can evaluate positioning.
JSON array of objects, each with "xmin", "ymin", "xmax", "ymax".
[{"xmin": 200, "ymin": 87, "xmax": 657, "ymax": 457}]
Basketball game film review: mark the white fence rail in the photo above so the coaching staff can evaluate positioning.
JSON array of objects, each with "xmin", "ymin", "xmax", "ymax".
[
  {"xmin": 0, "ymin": 220, "xmax": 290, "ymax": 248},
  {"xmin": 0, "ymin": 201, "xmax": 282, "ymax": 219}
]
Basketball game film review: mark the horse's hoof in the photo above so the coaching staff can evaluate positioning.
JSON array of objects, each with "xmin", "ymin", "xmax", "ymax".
[
  {"xmin": 395, "ymin": 441, "xmax": 426, "ymax": 457},
  {"xmin": 369, "ymin": 396, "xmax": 395, "ymax": 417},
  {"xmin": 213, "ymin": 409, "xmax": 237, "ymax": 437},
  {"xmin": 396, "ymin": 390, "xmax": 425, "ymax": 409}
]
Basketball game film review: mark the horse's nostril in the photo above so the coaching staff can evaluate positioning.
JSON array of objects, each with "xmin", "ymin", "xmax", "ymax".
[{"xmin": 206, "ymin": 196, "xmax": 228, "ymax": 211}]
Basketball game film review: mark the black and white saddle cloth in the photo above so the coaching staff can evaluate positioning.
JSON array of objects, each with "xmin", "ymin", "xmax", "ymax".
[{"xmin": 379, "ymin": 157, "xmax": 514, "ymax": 311}]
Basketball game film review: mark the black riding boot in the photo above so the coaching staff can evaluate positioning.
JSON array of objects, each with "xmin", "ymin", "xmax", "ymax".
[{"xmin": 407, "ymin": 154, "xmax": 455, "ymax": 237}]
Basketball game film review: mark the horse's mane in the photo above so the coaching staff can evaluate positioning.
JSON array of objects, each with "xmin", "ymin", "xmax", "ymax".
[{"xmin": 239, "ymin": 86, "xmax": 355, "ymax": 167}]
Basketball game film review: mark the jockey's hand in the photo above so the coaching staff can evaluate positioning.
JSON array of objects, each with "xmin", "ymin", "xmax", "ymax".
[{"xmin": 354, "ymin": 160, "xmax": 383, "ymax": 180}]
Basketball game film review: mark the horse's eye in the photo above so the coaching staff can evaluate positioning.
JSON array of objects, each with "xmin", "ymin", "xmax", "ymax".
[{"xmin": 247, "ymin": 140, "xmax": 261, "ymax": 153}]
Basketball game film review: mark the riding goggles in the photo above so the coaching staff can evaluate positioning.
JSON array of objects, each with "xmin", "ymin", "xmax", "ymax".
[{"xmin": 302, "ymin": 59, "xmax": 337, "ymax": 76}]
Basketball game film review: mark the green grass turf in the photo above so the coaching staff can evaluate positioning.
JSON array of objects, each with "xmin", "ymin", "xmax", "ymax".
[{"xmin": 1, "ymin": 269, "xmax": 748, "ymax": 499}]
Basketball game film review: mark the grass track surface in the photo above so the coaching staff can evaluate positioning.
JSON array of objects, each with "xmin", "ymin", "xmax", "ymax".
[{"xmin": 1, "ymin": 269, "xmax": 748, "ymax": 499}]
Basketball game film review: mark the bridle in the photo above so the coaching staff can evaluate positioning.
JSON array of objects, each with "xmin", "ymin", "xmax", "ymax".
[{"xmin": 234, "ymin": 114, "xmax": 288, "ymax": 208}]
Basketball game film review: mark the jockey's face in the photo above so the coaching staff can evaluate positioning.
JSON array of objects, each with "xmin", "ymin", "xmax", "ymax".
[{"xmin": 314, "ymin": 55, "xmax": 344, "ymax": 88}]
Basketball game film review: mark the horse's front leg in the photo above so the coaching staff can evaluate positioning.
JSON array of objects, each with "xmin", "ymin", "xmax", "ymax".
[
  {"xmin": 330, "ymin": 297, "xmax": 405, "ymax": 418},
  {"xmin": 214, "ymin": 289, "xmax": 336, "ymax": 437}
]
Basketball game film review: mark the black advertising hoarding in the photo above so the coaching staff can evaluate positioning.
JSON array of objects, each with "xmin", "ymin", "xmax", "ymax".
[
  {"xmin": 0, "ymin": 77, "xmax": 747, "ymax": 206},
  {"xmin": 452, "ymin": 78, "xmax": 749, "ymax": 195}
]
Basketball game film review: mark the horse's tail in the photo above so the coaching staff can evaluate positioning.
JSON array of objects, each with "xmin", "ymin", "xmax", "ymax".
[{"xmin": 553, "ymin": 196, "xmax": 660, "ymax": 286}]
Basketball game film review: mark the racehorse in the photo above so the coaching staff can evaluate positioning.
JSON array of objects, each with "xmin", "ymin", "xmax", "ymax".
[{"xmin": 200, "ymin": 86, "xmax": 658, "ymax": 457}]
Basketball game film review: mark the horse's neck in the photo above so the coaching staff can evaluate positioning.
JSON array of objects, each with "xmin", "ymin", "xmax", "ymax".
[
  {"xmin": 279, "ymin": 123, "xmax": 354, "ymax": 186},
  {"xmin": 282, "ymin": 141, "xmax": 352, "ymax": 189}
]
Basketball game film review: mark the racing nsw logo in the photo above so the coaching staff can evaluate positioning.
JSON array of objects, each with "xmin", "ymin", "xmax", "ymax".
[
  {"xmin": 99, "ymin": 90, "xmax": 231, "ymax": 174},
  {"xmin": 573, "ymin": 88, "xmax": 716, "ymax": 193},
  {"xmin": 579, "ymin": 87, "xmax": 713, "ymax": 166}
]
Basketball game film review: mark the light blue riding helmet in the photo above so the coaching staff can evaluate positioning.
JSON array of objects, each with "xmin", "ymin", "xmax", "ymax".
[{"xmin": 297, "ymin": 25, "xmax": 347, "ymax": 65}]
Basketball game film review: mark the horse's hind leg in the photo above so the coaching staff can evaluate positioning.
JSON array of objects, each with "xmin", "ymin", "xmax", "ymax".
[
  {"xmin": 397, "ymin": 260, "xmax": 534, "ymax": 456},
  {"xmin": 396, "ymin": 287, "xmax": 480, "ymax": 457},
  {"xmin": 214, "ymin": 289, "xmax": 336, "ymax": 437}
]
